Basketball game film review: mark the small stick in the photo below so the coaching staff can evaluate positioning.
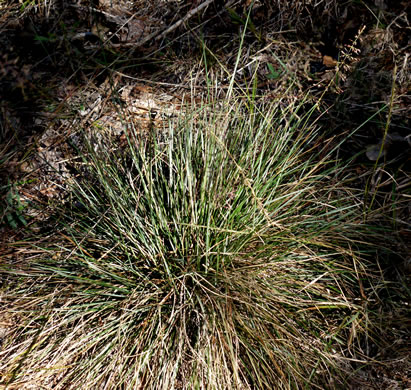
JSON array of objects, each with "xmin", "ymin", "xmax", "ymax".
[
  {"xmin": 112, "ymin": 0, "xmax": 216, "ymax": 49},
  {"xmin": 153, "ymin": 0, "xmax": 215, "ymax": 43}
]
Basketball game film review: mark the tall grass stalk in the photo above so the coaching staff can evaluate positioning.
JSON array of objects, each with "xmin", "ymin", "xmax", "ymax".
[{"xmin": 1, "ymin": 97, "xmax": 384, "ymax": 389}]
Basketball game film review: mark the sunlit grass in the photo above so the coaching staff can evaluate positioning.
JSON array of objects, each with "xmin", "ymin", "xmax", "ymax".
[{"xmin": 0, "ymin": 97, "xmax": 386, "ymax": 389}]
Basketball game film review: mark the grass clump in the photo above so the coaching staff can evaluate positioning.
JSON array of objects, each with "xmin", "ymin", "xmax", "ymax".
[{"xmin": 1, "ymin": 98, "xmax": 383, "ymax": 389}]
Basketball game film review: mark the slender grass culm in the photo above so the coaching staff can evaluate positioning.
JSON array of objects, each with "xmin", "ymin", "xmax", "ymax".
[{"xmin": 1, "ymin": 97, "xmax": 384, "ymax": 389}]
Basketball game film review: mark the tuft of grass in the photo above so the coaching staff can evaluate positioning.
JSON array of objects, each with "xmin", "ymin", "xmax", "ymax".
[{"xmin": 0, "ymin": 97, "xmax": 387, "ymax": 389}]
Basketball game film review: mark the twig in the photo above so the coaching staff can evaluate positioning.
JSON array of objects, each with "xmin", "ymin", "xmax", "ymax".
[
  {"xmin": 154, "ymin": 0, "xmax": 215, "ymax": 43},
  {"xmin": 112, "ymin": 0, "xmax": 216, "ymax": 49}
]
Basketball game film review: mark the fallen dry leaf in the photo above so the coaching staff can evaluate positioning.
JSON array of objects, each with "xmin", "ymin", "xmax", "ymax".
[{"xmin": 323, "ymin": 55, "xmax": 337, "ymax": 67}]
